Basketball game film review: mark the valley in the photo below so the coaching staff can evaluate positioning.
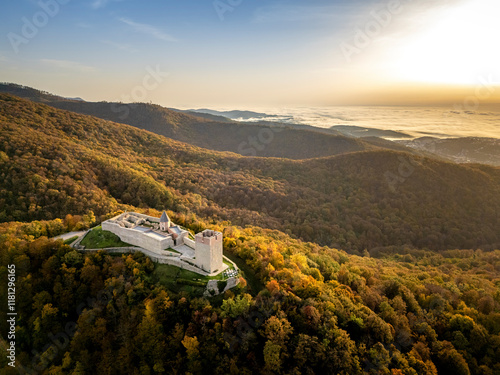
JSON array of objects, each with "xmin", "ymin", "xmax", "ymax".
[{"xmin": 0, "ymin": 90, "xmax": 499, "ymax": 374}]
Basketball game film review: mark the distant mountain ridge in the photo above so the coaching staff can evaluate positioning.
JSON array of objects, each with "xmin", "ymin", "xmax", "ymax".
[
  {"xmin": 0, "ymin": 82, "xmax": 76, "ymax": 103},
  {"xmin": 0, "ymin": 82, "xmax": 394, "ymax": 160},
  {"xmin": 2, "ymin": 93, "xmax": 500, "ymax": 252},
  {"xmin": 3, "ymin": 83, "xmax": 499, "ymax": 166},
  {"xmin": 400, "ymin": 136, "xmax": 500, "ymax": 166},
  {"xmin": 332, "ymin": 125, "xmax": 411, "ymax": 139},
  {"xmin": 189, "ymin": 108, "xmax": 279, "ymax": 120}
]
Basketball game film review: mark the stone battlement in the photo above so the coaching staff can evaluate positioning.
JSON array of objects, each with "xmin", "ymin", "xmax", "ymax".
[{"xmin": 194, "ymin": 229, "xmax": 223, "ymax": 273}]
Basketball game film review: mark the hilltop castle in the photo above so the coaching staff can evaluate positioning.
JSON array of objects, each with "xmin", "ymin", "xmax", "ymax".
[{"xmin": 102, "ymin": 211, "xmax": 224, "ymax": 274}]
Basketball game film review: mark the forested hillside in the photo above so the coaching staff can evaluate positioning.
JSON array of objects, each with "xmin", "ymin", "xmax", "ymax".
[
  {"xmin": 0, "ymin": 83, "xmax": 372, "ymax": 160},
  {"xmin": 0, "ymin": 93, "xmax": 499, "ymax": 374},
  {"xmin": 0, "ymin": 214, "xmax": 499, "ymax": 374},
  {"xmin": 1, "ymin": 94, "xmax": 500, "ymax": 252}
]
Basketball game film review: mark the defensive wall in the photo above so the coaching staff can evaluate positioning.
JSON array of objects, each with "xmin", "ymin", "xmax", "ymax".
[{"xmin": 102, "ymin": 220, "xmax": 174, "ymax": 253}]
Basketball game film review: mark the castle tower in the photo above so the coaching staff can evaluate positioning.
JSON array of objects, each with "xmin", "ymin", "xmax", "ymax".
[
  {"xmin": 195, "ymin": 229, "xmax": 223, "ymax": 273},
  {"xmin": 159, "ymin": 211, "xmax": 171, "ymax": 232}
]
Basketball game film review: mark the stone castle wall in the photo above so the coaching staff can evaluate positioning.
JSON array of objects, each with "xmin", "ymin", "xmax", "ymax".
[
  {"xmin": 102, "ymin": 220, "xmax": 174, "ymax": 253},
  {"xmin": 129, "ymin": 212, "xmax": 161, "ymax": 223},
  {"xmin": 81, "ymin": 247, "xmax": 209, "ymax": 274},
  {"xmin": 184, "ymin": 237, "xmax": 195, "ymax": 249},
  {"xmin": 100, "ymin": 213, "xmax": 226, "ymax": 276}
]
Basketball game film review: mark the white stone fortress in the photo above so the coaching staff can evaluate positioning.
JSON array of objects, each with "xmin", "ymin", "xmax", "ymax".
[{"xmin": 102, "ymin": 211, "xmax": 226, "ymax": 275}]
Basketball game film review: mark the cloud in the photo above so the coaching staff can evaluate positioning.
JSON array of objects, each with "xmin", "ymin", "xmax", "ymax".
[
  {"xmin": 253, "ymin": 1, "xmax": 464, "ymax": 26},
  {"xmin": 91, "ymin": 0, "xmax": 124, "ymax": 10},
  {"xmin": 40, "ymin": 59, "xmax": 97, "ymax": 72},
  {"xmin": 118, "ymin": 17, "xmax": 178, "ymax": 42},
  {"xmin": 253, "ymin": 4, "xmax": 349, "ymax": 23},
  {"xmin": 101, "ymin": 40, "xmax": 137, "ymax": 52}
]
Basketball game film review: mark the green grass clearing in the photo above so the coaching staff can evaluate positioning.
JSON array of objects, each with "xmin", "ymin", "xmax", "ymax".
[
  {"xmin": 153, "ymin": 263, "xmax": 207, "ymax": 295},
  {"xmin": 153, "ymin": 259, "xmax": 236, "ymax": 294},
  {"xmin": 63, "ymin": 236, "xmax": 78, "ymax": 245},
  {"xmin": 80, "ymin": 226, "xmax": 132, "ymax": 249}
]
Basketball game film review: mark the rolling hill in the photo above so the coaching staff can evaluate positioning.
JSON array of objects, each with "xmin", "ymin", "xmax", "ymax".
[
  {"xmin": 0, "ymin": 83, "xmax": 375, "ymax": 160},
  {"xmin": 1, "ymin": 93, "xmax": 500, "ymax": 253},
  {"xmin": 1, "ymin": 93, "xmax": 500, "ymax": 375},
  {"xmin": 401, "ymin": 136, "xmax": 500, "ymax": 166}
]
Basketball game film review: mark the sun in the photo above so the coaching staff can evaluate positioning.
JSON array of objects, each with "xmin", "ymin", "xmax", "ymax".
[{"xmin": 392, "ymin": 0, "xmax": 500, "ymax": 85}]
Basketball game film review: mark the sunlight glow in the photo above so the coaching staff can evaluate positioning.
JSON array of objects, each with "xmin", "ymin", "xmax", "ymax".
[{"xmin": 393, "ymin": 0, "xmax": 500, "ymax": 85}]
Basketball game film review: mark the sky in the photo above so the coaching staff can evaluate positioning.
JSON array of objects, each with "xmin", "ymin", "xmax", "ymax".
[{"xmin": 1, "ymin": 0, "xmax": 499, "ymax": 108}]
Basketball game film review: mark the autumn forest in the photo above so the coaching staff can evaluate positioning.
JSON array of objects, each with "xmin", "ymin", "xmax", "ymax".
[{"xmin": 0, "ymin": 92, "xmax": 499, "ymax": 374}]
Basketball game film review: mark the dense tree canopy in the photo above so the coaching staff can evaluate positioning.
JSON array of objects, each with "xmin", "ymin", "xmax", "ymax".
[
  {"xmin": 0, "ymin": 93, "xmax": 499, "ymax": 374},
  {"xmin": 0, "ymin": 216, "xmax": 499, "ymax": 374},
  {"xmin": 1, "ymin": 94, "xmax": 500, "ymax": 252}
]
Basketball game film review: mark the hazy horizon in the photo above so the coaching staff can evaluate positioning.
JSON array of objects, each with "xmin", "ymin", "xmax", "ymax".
[{"xmin": 1, "ymin": 0, "xmax": 500, "ymax": 108}]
